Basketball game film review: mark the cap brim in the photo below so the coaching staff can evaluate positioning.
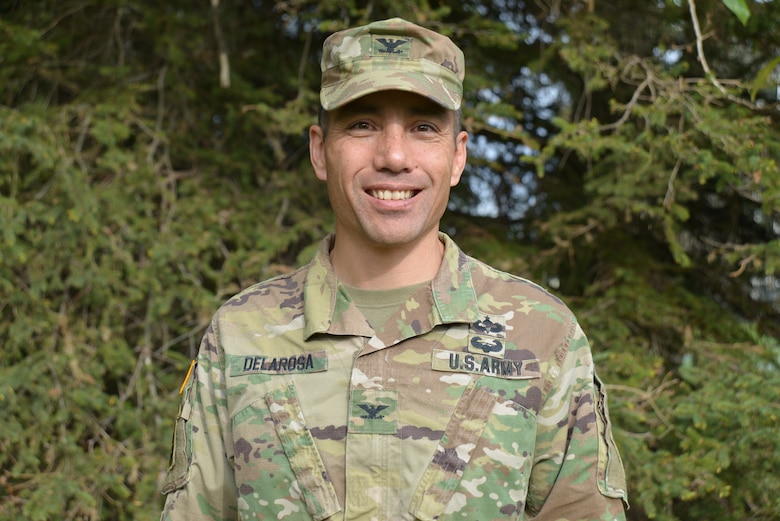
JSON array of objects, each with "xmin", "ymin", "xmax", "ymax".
[{"xmin": 320, "ymin": 69, "xmax": 461, "ymax": 111}]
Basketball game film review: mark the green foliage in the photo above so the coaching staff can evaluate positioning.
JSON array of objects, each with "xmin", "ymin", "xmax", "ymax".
[
  {"xmin": 721, "ymin": 0, "xmax": 751, "ymax": 26},
  {"xmin": 1, "ymin": 0, "xmax": 779, "ymax": 520},
  {"xmin": 1, "ymin": 2, "xmax": 328, "ymax": 518}
]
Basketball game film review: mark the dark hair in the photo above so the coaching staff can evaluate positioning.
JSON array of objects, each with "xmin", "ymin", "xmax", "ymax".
[
  {"xmin": 317, "ymin": 106, "xmax": 464, "ymax": 141},
  {"xmin": 318, "ymin": 106, "xmax": 329, "ymax": 134}
]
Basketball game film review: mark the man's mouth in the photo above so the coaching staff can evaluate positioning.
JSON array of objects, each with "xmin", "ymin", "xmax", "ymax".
[{"xmin": 369, "ymin": 189, "xmax": 416, "ymax": 201}]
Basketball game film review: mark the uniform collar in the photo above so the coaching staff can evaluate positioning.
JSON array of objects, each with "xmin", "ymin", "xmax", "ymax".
[{"xmin": 302, "ymin": 233, "xmax": 479, "ymax": 341}]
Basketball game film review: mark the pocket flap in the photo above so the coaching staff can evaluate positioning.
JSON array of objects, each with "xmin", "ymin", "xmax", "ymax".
[
  {"xmin": 409, "ymin": 382, "xmax": 496, "ymax": 521},
  {"xmin": 266, "ymin": 383, "xmax": 342, "ymax": 520}
]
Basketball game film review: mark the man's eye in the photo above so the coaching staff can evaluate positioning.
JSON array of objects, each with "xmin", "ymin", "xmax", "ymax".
[
  {"xmin": 349, "ymin": 121, "xmax": 371, "ymax": 130},
  {"xmin": 416, "ymin": 123, "xmax": 437, "ymax": 132}
]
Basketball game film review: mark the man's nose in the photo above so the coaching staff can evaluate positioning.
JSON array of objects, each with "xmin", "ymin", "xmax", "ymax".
[{"xmin": 374, "ymin": 125, "xmax": 413, "ymax": 173}]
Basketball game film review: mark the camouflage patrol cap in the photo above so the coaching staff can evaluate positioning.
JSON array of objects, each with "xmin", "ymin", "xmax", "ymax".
[{"xmin": 319, "ymin": 18, "xmax": 465, "ymax": 111}]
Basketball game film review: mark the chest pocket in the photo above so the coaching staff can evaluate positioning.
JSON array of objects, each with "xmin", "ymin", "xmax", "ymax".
[
  {"xmin": 231, "ymin": 381, "xmax": 341, "ymax": 521},
  {"xmin": 410, "ymin": 380, "xmax": 536, "ymax": 521}
]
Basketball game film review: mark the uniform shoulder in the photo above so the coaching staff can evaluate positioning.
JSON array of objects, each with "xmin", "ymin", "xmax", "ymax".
[
  {"xmin": 466, "ymin": 254, "xmax": 576, "ymax": 320},
  {"xmin": 217, "ymin": 264, "xmax": 309, "ymax": 317}
]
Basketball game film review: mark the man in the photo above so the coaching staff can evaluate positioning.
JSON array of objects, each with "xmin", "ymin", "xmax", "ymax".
[{"xmin": 160, "ymin": 18, "xmax": 628, "ymax": 521}]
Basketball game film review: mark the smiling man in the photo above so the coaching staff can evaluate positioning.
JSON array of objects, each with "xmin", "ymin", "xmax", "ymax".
[
  {"xmin": 309, "ymin": 89, "xmax": 467, "ymax": 289},
  {"xmin": 160, "ymin": 18, "xmax": 628, "ymax": 521}
]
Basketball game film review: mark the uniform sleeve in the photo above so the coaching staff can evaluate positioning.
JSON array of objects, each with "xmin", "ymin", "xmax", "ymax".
[
  {"xmin": 160, "ymin": 320, "xmax": 238, "ymax": 521},
  {"xmin": 526, "ymin": 323, "xmax": 628, "ymax": 520}
]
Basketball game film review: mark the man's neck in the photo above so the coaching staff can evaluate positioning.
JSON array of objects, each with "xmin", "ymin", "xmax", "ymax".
[{"xmin": 329, "ymin": 232, "xmax": 444, "ymax": 290}]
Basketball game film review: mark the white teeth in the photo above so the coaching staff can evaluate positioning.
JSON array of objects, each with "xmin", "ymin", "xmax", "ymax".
[{"xmin": 370, "ymin": 190, "xmax": 414, "ymax": 200}]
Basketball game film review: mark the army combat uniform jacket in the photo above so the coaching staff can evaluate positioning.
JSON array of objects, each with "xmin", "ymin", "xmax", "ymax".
[{"xmin": 161, "ymin": 234, "xmax": 628, "ymax": 520}]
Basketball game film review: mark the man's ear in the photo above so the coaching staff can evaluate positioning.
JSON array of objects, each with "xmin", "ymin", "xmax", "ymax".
[
  {"xmin": 450, "ymin": 130, "xmax": 468, "ymax": 187},
  {"xmin": 309, "ymin": 125, "xmax": 327, "ymax": 181}
]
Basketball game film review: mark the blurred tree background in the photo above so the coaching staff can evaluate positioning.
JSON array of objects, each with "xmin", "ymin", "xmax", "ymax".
[{"xmin": 1, "ymin": 0, "xmax": 778, "ymax": 519}]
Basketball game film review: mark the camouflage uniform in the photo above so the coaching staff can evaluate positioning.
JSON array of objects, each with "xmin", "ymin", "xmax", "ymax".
[{"xmin": 160, "ymin": 234, "xmax": 628, "ymax": 520}]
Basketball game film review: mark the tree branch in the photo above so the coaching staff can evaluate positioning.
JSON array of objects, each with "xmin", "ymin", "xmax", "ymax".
[
  {"xmin": 298, "ymin": 28, "xmax": 313, "ymax": 101},
  {"xmin": 687, "ymin": 0, "xmax": 727, "ymax": 95},
  {"xmin": 211, "ymin": 0, "xmax": 231, "ymax": 88},
  {"xmin": 599, "ymin": 74, "xmax": 653, "ymax": 131},
  {"xmin": 146, "ymin": 64, "xmax": 168, "ymax": 165}
]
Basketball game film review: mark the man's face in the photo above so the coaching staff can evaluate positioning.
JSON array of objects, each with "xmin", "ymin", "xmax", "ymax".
[{"xmin": 309, "ymin": 90, "xmax": 468, "ymax": 251}]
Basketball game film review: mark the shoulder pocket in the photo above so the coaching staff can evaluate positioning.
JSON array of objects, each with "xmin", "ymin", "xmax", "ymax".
[
  {"xmin": 160, "ymin": 362, "xmax": 196, "ymax": 494},
  {"xmin": 594, "ymin": 374, "xmax": 629, "ymax": 506}
]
